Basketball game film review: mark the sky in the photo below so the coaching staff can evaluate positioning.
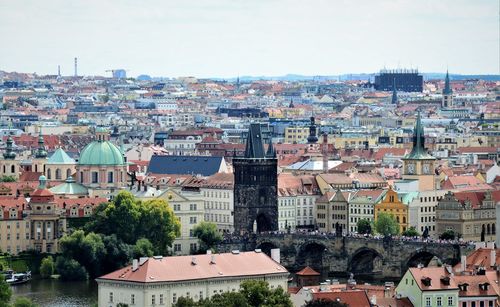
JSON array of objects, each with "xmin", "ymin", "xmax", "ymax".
[{"xmin": 0, "ymin": 0, "xmax": 498, "ymax": 78}]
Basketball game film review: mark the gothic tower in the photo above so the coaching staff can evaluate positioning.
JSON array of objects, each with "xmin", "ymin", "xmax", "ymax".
[
  {"xmin": 401, "ymin": 112, "xmax": 436, "ymax": 191},
  {"xmin": 391, "ymin": 78, "xmax": 398, "ymax": 104},
  {"xmin": 233, "ymin": 123, "xmax": 278, "ymax": 234},
  {"xmin": 442, "ymin": 70, "xmax": 453, "ymax": 108}
]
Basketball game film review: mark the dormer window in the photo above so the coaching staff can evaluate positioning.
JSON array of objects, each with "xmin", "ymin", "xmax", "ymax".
[
  {"xmin": 479, "ymin": 282, "xmax": 490, "ymax": 291},
  {"xmin": 421, "ymin": 277, "xmax": 432, "ymax": 286},
  {"xmin": 440, "ymin": 276, "xmax": 450, "ymax": 286},
  {"xmin": 458, "ymin": 283, "xmax": 469, "ymax": 291}
]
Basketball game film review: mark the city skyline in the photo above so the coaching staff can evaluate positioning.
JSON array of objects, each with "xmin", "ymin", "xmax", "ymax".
[{"xmin": 0, "ymin": 0, "xmax": 498, "ymax": 78}]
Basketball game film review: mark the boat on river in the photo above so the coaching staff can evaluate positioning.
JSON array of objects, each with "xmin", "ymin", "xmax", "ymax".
[{"xmin": 3, "ymin": 270, "xmax": 31, "ymax": 285}]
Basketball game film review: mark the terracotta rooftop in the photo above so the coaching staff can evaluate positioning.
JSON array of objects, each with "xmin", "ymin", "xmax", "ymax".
[
  {"xmin": 296, "ymin": 266, "xmax": 320, "ymax": 276},
  {"xmin": 409, "ymin": 267, "xmax": 458, "ymax": 291},
  {"xmin": 98, "ymin": 251, "xmax": 287, "ymax": 283},
  {"xmin": 312, "ymin": 290, "xmax": 371, "ymax": 307}
]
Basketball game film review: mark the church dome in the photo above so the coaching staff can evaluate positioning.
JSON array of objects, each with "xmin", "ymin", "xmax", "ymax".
[{"xmin": 78, "ymin": 140, "xmax": 124, "ymax": 166}]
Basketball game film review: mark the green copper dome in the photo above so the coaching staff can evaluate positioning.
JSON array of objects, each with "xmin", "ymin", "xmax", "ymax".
[{"xmin": 78, "ymin": 140, "xmax": 124, "ymax": 166}]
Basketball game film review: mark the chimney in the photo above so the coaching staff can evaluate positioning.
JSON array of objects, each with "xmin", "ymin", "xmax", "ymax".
[
  {"xmin": 491, "ymin": 249, "xmax": 496, "ymax": 268},
  {"xmin": 210, "ymin": 255, "xmax": 216, "ymax": 264},
  {"xmin": 271, "ymin": 248, "xmax": 280, "ymax": 263},
  {"xmin": 461, "ymin": 255, "xmax": 467, "ymax": 272},
  {"xmin": 132, "ymin": 259, "xmax": 138, "ymax": 271},
  {"xmin": 206, "ymin": 250, "xmax": 212, "ymax": 255},
  {"xmin": 191, "ymin": 257, "xmax": 197, "ymax": 265},
  {"xmin": 370, "ymin": 295, "xmax": 377, "ymax": 305},
  {"xmin": 139, "ymin": 257, "xmax": 148, "ymax": 266},
  {"xmin": 487, "ymin": 242, "xmax": 495, "ymax": 249},
  {"xmin": 319, "ymin": 282, "xmax": 328, "ymax": 292}
]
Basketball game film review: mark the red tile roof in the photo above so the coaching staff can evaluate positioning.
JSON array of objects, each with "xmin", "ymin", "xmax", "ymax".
[
  {"xmin": 98, "ymin": 251, "xmax": 287, "ymax": 283},
  {"xmin": 312, "ymin": 290, "xmax": 371, "ymax": 307},
  {"xmin": 296, "ymin": 266, "xmax": 320, "ymax": 276}
]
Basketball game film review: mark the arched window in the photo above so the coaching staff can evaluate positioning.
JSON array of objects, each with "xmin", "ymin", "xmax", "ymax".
[
  {"xmin": 55, "ymin": 169, "xmax": 61, "ymax": 180},
  {"xmin": 108, "ymin": 171, "xmax": 114, "ymax": 183},
  {"xmin": 10, "ymin": 165, "xmax": 15, "ymax": 173},
  {"xmin": 2, "ymin": 165, "xmax": 4, "ymax": 173},
  {"xmin": 47, "ymin": 169, "xmax": 52, "ymax": 180},
  {"xmin": 487, "ymin": 224, "xmax": 491, "ymax": 235},
  {"xmin": 403, "ymin": 216, "xmax": 406, "ymax": 224},
  {"xmin": 35, "ymin": 165, "xmax": 38, "ymax": 172},
  {"xmin": 80, "ymin": 171, "xmax": 84, "ymax": 183},
  {"xmin": 66, "ymin": 169, "xmax": 71, "ymax": 179},
  {"xmin": 493, "ymin": 224, "xmax": 496, "ymax": 235}
]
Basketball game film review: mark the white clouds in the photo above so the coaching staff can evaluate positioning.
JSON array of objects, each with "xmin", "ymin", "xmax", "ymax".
[{"xmin": 0, "ymin": 0, "xmax": 497, "ymax": 77}]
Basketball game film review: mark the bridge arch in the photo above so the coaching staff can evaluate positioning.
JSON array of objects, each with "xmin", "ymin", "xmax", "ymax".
[
  {"xmin": 256, "ymin": 241, "xmax": 278, "ymax": 257},
  {"xmin": 296, "ymin": 241, "xmax": 327, "ymax": 273},
  {"xmin": 348, "ymin": 247, "xmax": 384, "ymax": 275},
  {"xmin": 406, "ymin": 250, "xmax": 442, "ymax": 269}
]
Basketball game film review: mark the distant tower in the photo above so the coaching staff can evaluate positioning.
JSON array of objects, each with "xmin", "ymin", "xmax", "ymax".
[
  {"xmin": 233, "ymin": 124, "xmax": 278, "ymax": 234},
  {"xmin": 74, "ymin": 57, "xmax": 78, "ymax": 77},
  {"xmin": 391, "ymin": 78, "xmax": 398, "ymax": 104},
  {"xmin": 57, "ymin": 65, "xmax": 61, "ymax": 77},
  {"xmin": 307, "ymin": 117, "xmax": 318, "ymax": 144},
  {"xmin": 322, "ymin": 132, "xmax": 328, "ymax": 173},
  {"xmin": 442, "ymin": 70, "xmax": 453, "ymax": 108}
]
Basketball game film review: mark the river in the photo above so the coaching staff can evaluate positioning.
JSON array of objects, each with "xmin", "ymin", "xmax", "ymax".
[{"xmin": 11, "ymin": 279, "xmax": 97, "ymax": 307}]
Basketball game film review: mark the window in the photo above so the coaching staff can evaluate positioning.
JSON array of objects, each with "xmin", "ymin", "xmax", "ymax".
[
  {"xmin": 107, "ymin": 171, "xmax": 113, "ymax": 183},
  {"xmin": 200, "ymin": 291, "xmax": 203, "ymax": 300},
  {"xmin": 190, "ymin": 204, "xmax": 197, "ymax": 211},
  {"xmin": 425, "ymin": 297, "xmax": 431, "ymax": 307},
  {"xmin": 152, "ymin": 295, "xmax": 156, "ymax": 305},
  {"xmin": 109, "ymin": 292, "xmax": 113, "ymax": 303},
  {"xmin": 159, "ymin": 294, "xmax": 163, "ymax": 304},
  {"xmin": 190, "ymin": 243, "xmax": 197, "ymax": 251},
  {"xmin": 173, "ymin": 293, "xmax": 177, "ymax": 303},
  {"xmin": 91, "ymin": 172, "xmax": 98, "ymax": 183},
  {"xmin": 174, "ymin": 244, "xmax": 181, "ymax": 252},
  {"xmin": 131, "ymin": 294, "xmax": 135, "ymax": 305},
  {"xmin": 437, "ymin": 297, "xmax": 442, "ymax": 306},
  {"xmin": 448, "ymin": 296, "xmax": 453, "ymax": 306},
  {"xmin": 190, "ymin": 217, "xmax": 197, "ymax": 224}
]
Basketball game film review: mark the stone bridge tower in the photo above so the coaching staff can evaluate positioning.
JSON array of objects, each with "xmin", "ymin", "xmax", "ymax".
[{"xmin": 233, "ymin": 123, "xmax": 278, "ymax": 234}]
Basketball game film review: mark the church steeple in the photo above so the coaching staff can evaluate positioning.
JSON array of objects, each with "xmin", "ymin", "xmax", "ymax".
[
  {"xmin": 35, "ymin": 128, "xmax": 48, "ymax": 159},
  {"xmin": 443, "ymin": 70, "xmax": 452, "ymax": 95},
  {"xmin": 391, "ymin": 78, "xmax": 398, "ymax": 104},
  {"xmin": 404, "ymin": 112, "xmax": 434, "ymax": 160},
  {"xmin": 3, "ymin": 126, "xmax": 16, "ymax": 160},
  {"xmin": 307, "ymin": 116, "xmax": 318, "ymax": 144},
  {"xmin": 244, "ymin": 123, "xmax": 265, "ymax": 158}
]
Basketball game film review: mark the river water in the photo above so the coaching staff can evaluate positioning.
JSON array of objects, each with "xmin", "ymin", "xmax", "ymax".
[{"xmin": 11, "ymin": 279, "xmax": 97, "ymax": 307}]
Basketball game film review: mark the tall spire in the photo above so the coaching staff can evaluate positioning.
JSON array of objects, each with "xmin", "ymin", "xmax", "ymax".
[
  {"xmin": 405, "ymin": 111, "xmax": 434, "ymax": 160},
  {"xmin": 391, "ymin": 78, "xmax": 398, "ymax": 104},
  {"xmin": 266, "ymin": 137, "xmax": 276, "ymax": 158},
  {"xmin": 35, "ymin": 127, "xmax": 47, "ymax": 158},
  {"xmin": 244, "ymin": 123, "xmax": 265, "ymax": 158},
  {"xmin": 443, "ymin": 70, "xmax": 452, "ymax": 95}
]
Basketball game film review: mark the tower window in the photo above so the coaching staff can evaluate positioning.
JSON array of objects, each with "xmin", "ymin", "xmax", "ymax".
[{"xmin": 91, "ymin": 172, "xmax": 98, "ymax": 183}]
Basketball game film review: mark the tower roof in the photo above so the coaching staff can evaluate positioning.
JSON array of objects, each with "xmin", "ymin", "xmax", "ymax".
[
  {"xmin": 443, "ymin": 70, "xmax": 452, "ymax": 95},
  {"xmin": 307, "ymin": 116, "xmax": 318, "ymax": 144},
  {"xmin": 404, "ymin": 112, "xmax": 435, "ymax": 160},
  {"xmin": 35, "ymin": 129, "xmax": 48, "ymax": 159},
  {"xmin": 47, "ymin": 148, "xmax": 76, "ymax": 164},
  {"xmin": 3, "ymin": 134, "xmax": 16, "ymax": 160},
  {"xmin": 244, "ymin": 123, "xmax": 266, "ymax": 158},
  {"xmin": 391, "ymin": 78, "xmax": 398, "ymax": 104}
]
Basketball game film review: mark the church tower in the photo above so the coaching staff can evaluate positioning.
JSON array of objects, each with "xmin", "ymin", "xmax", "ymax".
[
  {"xmin": 442, "ymin": 70, "xmax": 453, "ymax": 108},
  {"xmin": 33, "ymin": 129, "xmax": 48, "ymax": 174},
  {"xmin": 233, "ymin": 123, "xmax": 278, "ymax": 234},
  {"xmin": 391, "ymin": 78, "xmax": 398, "ymax": 104},
  {"xmin": 401, "ymin": 112, "xmax": 436, "ymax": 191},
  {"xmin": 0, "ymin": 131, "xmax": 20, "ymax": 180}
]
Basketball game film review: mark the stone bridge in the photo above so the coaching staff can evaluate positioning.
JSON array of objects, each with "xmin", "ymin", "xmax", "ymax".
[{"xmin": 218, "ymin": 234, "xmax": 474, "ymax": 279}]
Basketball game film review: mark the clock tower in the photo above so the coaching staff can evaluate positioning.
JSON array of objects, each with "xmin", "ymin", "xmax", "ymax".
[{"xmin": 401, "ymin": 112, "xmax": 436, "ymax": 191}]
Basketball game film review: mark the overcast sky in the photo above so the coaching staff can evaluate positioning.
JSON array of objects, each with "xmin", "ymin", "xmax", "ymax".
[{"xmin": 0, "ymin": 0, "xmax": 498, "ymax": 78}]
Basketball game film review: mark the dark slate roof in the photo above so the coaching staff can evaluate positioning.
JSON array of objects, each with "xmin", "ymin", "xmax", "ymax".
[
  {"xmin": 245, "ymin": 123, "xmax": 265, "ymax": 158},
  {"xmin": 148, "ymin": 155, "xmax": 224, "ymax": 176}
]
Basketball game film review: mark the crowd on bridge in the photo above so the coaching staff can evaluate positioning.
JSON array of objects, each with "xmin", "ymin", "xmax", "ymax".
[{"xmin": 222, "ymin": 229, "xmax": 475, "ymax": 247}]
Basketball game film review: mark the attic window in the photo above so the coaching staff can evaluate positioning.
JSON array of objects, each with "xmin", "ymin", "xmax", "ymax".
[
  {"xmin": 440, "ymin": 276, "xmax": 450, "ymax": 286},
  {"xmin": 421, "ymin": 277, "xmax": 432, "ymax": 286},
  {"xmin": 458, "ymin": 283, "xmax": 469, "ymax": 291},
  {"xmin": 479, "ymin": 282, "xmax": 490, "ymax": 291}
]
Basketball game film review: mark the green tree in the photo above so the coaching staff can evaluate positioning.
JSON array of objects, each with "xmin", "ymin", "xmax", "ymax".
[
  {"xmin": 240, "ymin": 280, "xmax": 292, "ymax": 307},
  {"xmin": 55, "ymin": 256, "xmax": 88, "ymax": 281},
  {"xmin": 139, "ymin": 199, "xmax": 180, "ymax": 255},
  {"xmin": 12, "ymin": 297, "xmax": 37, "ymax": 307},
  {"xmin": 402, "ymin": 227, "xmax": 419, "ymax": 237},
  {"xmin": 373, "ymin": 212, "xmax": 400, "ymax": 236},
  {"xmin": 85, "ymin": 192, "xmax": 142, "ymax": 244},
  {"xmin": 0, "ymin": 176, "xmax": 15, "ymax": 182},
  {"xmin": 173, "ymin": 297, "xmax": 197, "ymax": 307},
  {"xmin": 0, "ymin": 276, "xmax": 11, "ymax": 307},
  {"xmin": 356, "ymin": 219, "xmax": 371, "ymax": 234},
  {"xmin": 439, "ymin": 230, "xmax": 456, "ymax": 240},
  {"xmin": 116, "ymin": 304, "xmax": 129, "ymax": 307},
  {"xmin": 201, "ymin": 292, "xmax": 249, "ymax": 307},
  {"xmin": 133, "ymin": 238, "xmax": 154, "ymax": 259},
  {"xmin": 59, "ymin": 230, "xmax": 105, "ymax": 278},
  {"xmin": 305, "ymin": 299, "xmax": 348, "ymax": 307},
  {"xmin": 100, "ymin": 234, "xmax": 132, "ymax": 273},
  {"xmin": 193, "ymin": 222, "xmax": 223, "ymax": 252},
  {"xmin": 40, "ymin": 256, "xmax": 55, "ymax": 279}
]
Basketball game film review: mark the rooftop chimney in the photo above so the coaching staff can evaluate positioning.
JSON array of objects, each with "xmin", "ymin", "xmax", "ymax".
[
  {"xmin": 191, "ymin": 257, "xmax": 197, "ymax": 265},
  {"xmin": 139, "ymin": 257, "xmax": 148, "ymax": 266},
  {"xmin": 271, "ymin": 248, "xmax": 280, "ymax": 263},
  {"xmin": 461, "ymin": 255, "xmax": 467, "ymax": 272},
  {"xmin": 132, "ymin": 259, "xmax": 138, "ymax": 271},
  {"xmin": 491, "ymin": 249, "xmax": 496, "ymax": 268},
  {"xmin": 206, "ymin": 250, "xmax": 212, "ymax": 255},
  {"xmin": 210, "ymin": 255, "xmax": 216, "ymax": 264},
  {"xmin": 370, "ymin": 295, "xmax": 377, "ymax": 305}
]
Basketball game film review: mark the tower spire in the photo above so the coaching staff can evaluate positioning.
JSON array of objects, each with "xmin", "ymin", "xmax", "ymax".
[
  {"xmin": 443, "ymin": 70, "xmax": 452, "ymax": 95},
  {"xmin": 35, "ymin": 127, "xmax": 47, "ymax": 159},
  {"xmin": 391, "ymin": 78, "xmax": 398, "ymax": 104},
  {"xmin": 307, "ymin": 117, "xmax": 318, "ymax": 144},
  {"xmin": 4, "ymin": 123, "xmax": 16, "ymax": 160}
]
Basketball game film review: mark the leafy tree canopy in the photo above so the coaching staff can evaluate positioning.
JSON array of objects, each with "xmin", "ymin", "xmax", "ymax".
[
  {"xmin": 402, "ymin": 227, "xmax": 419, "ymax": 237},
  {"xmin": 356, "ymin": 219, "xmax": 371, "ymax": 234},
  {"xmin": 193, "ymin": 222, "xmax": 223, "ymax": 252},
  {"xmin": 374, "ymin": 212, "xmax": 399, "ymax": 236},
  {"xmin": 305, "ymin": 299, "xmax": 348, "ymax": 307}
]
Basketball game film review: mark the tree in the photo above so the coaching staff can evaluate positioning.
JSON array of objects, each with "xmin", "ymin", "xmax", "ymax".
[
  {"xmin": 240, "ymin": 280, "xmax": 292, "ymax": 307},
  {"xmin": 402, "ymin": 227, "xmax": 419, "ymax": 237},
  {"xmin": 439, "ymin": 230, "xmax": 456, "ymax": 240},
  {"xmin": 100, "ymin": 234, "xmax": 132, "ymax": 273},
  {"xmin": 305, "ymin": 299, "xmax": 348, "ymax": 307},
  {"xmin": 0, "ymin": 176, "xmax": 15, "ymax": 182},
  {"xmin": 139, "ymin": 199, "xmax": 180, "ymax": 255},
  {"xmin": 12, "ymin": 297, "xmax": 37, "ymax": 307},
  {"xmin": 55, "ymin": 256, "xmax": 88, "ymax": 281},
  {"xmin": 193, "ymin": 222, "xmax": 223, "ymax": 252},
  {"xmin": 59, "ymin": 230, "xmax": 105, "ymax": 278},
  {"xmin": 40, "ymin": 256, "xmax": 55, "ymax": 278},
  {"xmin": 86, "ymin": 192, "xmax": 180, "ymax": 255},
  {"xmin": 373, "ymin": 212, "xmax": 399, "ymax": 236},
  {"xmin": 133, "ymin": 238, "xmax": 154, "ymax": 259},
  {"xmin": 356, "ymin": 219, "xmax": 371, "ymax": 234},
  {"xmin": 173, "ymin": 297, "xmax": 197, "ymax": 307},
  {"xmin": 202, "ymin": 292, "xmax": 249, "ymax": 307},
  {"xmin": 0, "ymin": 277, "xmax": 11, "ymax": 307}
]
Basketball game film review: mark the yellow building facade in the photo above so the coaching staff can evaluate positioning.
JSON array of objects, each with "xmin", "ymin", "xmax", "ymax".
[{"xmin": 374, "ymin": 188, "xmax": 408, "ymax": 233}]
